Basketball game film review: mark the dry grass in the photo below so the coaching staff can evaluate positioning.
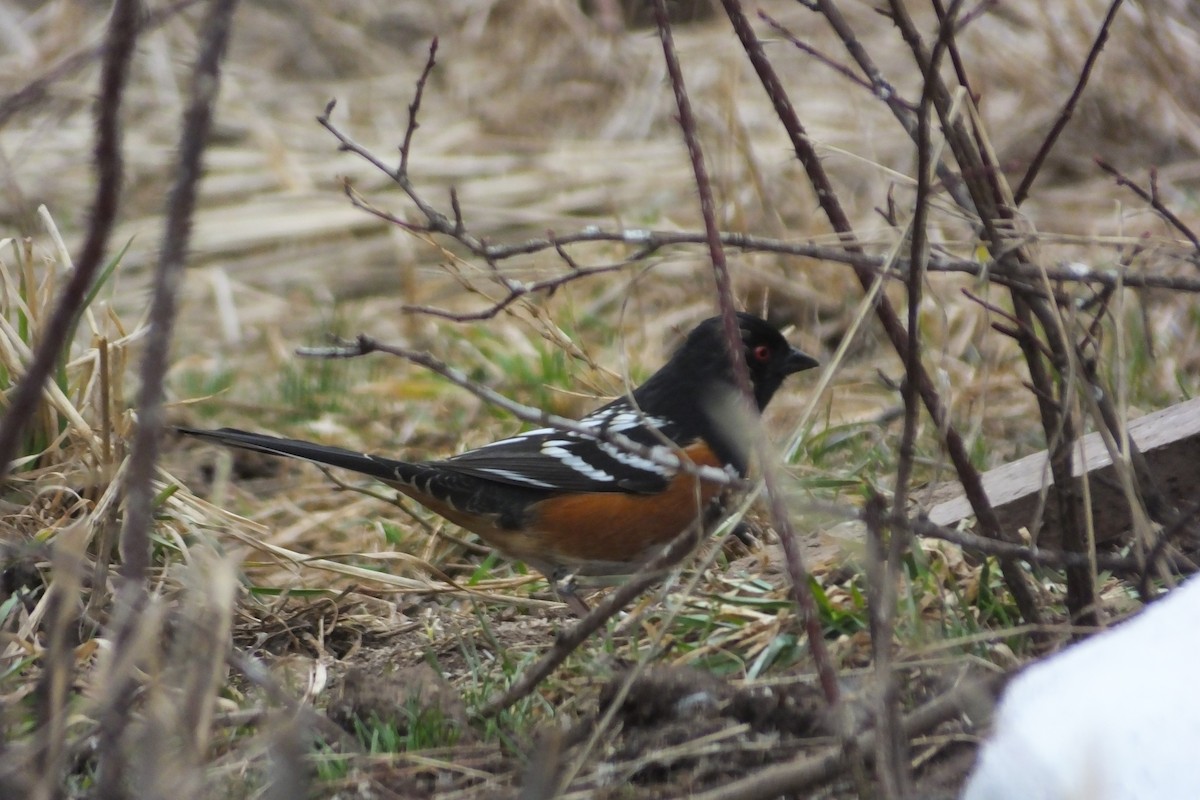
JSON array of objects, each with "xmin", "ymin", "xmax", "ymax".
[{"xmin": 3, "ymin": 0, "xmax": 1200, "ymax": 797}]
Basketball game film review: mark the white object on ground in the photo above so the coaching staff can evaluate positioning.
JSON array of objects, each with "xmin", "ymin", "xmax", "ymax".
[{"xmin": 962, "ymin": 576, "xmax": 1200, "ymax": 800}]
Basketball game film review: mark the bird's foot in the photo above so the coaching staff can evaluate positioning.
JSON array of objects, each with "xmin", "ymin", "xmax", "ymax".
[{"xmin": 552, "ymin": 571, "xmax": 591, "ymax": 617}]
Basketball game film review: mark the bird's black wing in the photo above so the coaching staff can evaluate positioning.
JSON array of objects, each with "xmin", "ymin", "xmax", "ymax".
[{"xmin": 435, "ymin": 401, "xmax": 693, "ymax": 495}]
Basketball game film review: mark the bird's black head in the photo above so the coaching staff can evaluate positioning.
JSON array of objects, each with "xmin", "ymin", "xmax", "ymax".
[
  {"xmin": 667, "ymin": 312, "xmax": 819, "ymax": 411},
  {"xmin": 624, "ymin": 312, "xmax": 818, "ymax": 475}
]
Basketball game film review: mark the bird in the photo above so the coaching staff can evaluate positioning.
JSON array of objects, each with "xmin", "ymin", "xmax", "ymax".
[{"xmin": 179, "ymin": 313, "xmax": 818, "ymax": 612}]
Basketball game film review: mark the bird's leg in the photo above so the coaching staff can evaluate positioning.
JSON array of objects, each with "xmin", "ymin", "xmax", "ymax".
[
  {"xmin": 552, "ymin": 570, "xmax": 591, "ymax": 616},
  {"xmin": 705, "ymin": 494, "xmax": 759, "ymax": 547}
]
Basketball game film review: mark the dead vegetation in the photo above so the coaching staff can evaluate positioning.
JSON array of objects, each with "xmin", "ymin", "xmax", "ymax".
[{"xmin": 2, "ymin": 0, "xmax": 1200, "ymax": 797}]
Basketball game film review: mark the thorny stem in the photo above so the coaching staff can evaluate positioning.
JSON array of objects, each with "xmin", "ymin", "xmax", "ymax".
[
  {"xmin": 725, "ymin": 0, "xmax": 1043, "ymax": 625},
  {"xmin": 1015, "ymin": 0, "xmax": 1126, "ymax": 205},
  {"xmin": 654, "ymin": 0, "xmax": 842, "ymax": 709}
]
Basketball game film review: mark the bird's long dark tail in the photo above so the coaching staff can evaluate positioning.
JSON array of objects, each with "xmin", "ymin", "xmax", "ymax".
[{"xmin": 177, "ymin": 427, "xmax": 409, "ymax": 483}]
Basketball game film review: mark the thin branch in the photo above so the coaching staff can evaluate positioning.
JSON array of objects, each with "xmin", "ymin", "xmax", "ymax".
[
  {"xmin": 318, "ymin": 101, "xmax": 464, "ymax": 247},
  {"xmin": 93, "ymin": 11, "xmax": 239, "ymax": 789},
  {"xmin": 885, "ymin": 0, "xmax": 1090, "ymax": 627},
  {"xmin": 893, "ymin": 2, "xmax": 946, "ymax": 531},
  {"xmin": 1097, "ymin": 160, "xmax": 1200, "ymax": 254},
  {"xmin": 929, "ymin": 0, "xmax": 980, "ymax": 117},
  {"xmin": 909, "ymin": 516, "xmax": 1137, "ymax": 572},
  {"xmin": 758, "ymin": 13, "xmax": 895, "ymax": 103},
  {"xmin": 399, "ymin": 261, "xmax": 631, "ymax": 321},
  {"xmin": 728, "ymin": 0, "xmax": 1042, "ymax": 625},
  {"xmin": 864, "ymin": 494, "xmax": 909, "ymax": 799},
  {"xmin": 961, "ymin": 288, "xmax": 1059, "ymax": 363},
  {"xmin": 118, "ymin": 0, "xmax": 241, "ymax": 586},
  {"xmin": 874, "ymin": 7, "xmax": 963, "ymax": 788},
  {"xmin": 320, "ymin": 105, "xmax": 1200, "ymax": 301},
  {"xmin": 397, "ymin": 38, "xmax": 438, "ymax": 177},
  {"xmin": 656, "ymin": 0, "xmax": 843, "ymax": 711},
  {"xmin": 86, "ymin": 14, "xmax": 239, "ymax": 790},
  {"xmin": 781, "ymin": 2, "xmax": 974, "ymax": 212},
  {"xmin": 1014, "ymin": 0, "xmax": 1126, "ymax": 205}
]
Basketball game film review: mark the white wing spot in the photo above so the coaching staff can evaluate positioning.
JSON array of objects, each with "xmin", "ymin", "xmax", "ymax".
[
  {"xmin": 469, "ymin": 436, "xmax": 524, "ymax": 451},
  {"xmin": 608, "ymin": 411, "xmax": 642, "ymax": 431},
  {"xmin": 468, "ymin": 427, "xmax": 552, "ymax": 450},
  {"xmin": 542, "ymin": 442, "xmax": 614, "ymax": 482},
  {"xmin": 580, "ymin": 406, "xmax": 667, "ymax": 435},
  {"xmin": 579, "ymin": 407, "xmax": 616, "ymax": 430},
  {"xmin": 473, "ymin": 467, "xmax": 556, "ymax": 489},
  {"xmin": 597, "ymin": 441, "xmax": 673, "ymax": 476}
]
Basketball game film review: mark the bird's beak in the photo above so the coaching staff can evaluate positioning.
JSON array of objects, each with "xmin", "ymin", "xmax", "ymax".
[{"xmin": 784, "ymin": 347, "xmax": 820, "ymax": 375}]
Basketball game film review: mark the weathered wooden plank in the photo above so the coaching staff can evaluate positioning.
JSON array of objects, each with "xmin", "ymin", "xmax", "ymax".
[{"xmin": 925, "ymin": 397, "xmax": 1200, "ymax": 547}]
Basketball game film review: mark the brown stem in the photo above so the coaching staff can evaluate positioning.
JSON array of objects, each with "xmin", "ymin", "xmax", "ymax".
[
  {"xmin": 1015, "ymin": 0, "xmax": 1126, "ymax": 204},
  {"xmin": 724, "ymin": 0, "xmax": 1042, "ymax": 625},
  {"xmin": 0, "ymin": 0, "xmax": 138, "ymax": 480},
  {"xmin": 654, "ymin": 0, "xmax": 844, "ymax": 709}
]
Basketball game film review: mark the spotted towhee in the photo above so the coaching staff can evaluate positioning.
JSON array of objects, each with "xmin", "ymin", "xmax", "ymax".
[{"xmin": 180, "ymin": 313, "xmax": 817, "ymax": 611}]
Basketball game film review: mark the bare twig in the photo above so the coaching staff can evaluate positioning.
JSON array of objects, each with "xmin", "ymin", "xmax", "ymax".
[
  {"xmin": 867, "ymin": 7, "xmax": 964, "ymax": 791},
  {"xmin": 655, "ymin": 0, "xmax": 843, "ymax": 711},
  {"xmin": 1014, "ymin": 0, "xmax": 1126, "ymax": 205},
  {"xmin": 773, "ymin": 3, "xmax": 974, "ymax": 212},
  {"xmin": 909, "ymin": 516, "xmax": 1137, "ymax": 572},
  {"xmin": 962, "ymin": 289, "xmax": 1059, "ymax": 363},
  {"xmin": 318, "ymin": 100, "xmax": 467, "ymax": 250},
  {"xmin": 758, "ymin": 13, "xmax": 893, "ymax": 102},
  {"xmin": 910, "ymin": 0, "xmax": 1136, "ymax": 627},
  {"xmin": 321, "ymin": 134, "xmax": 1200, "ymax": 308},
  {"xmin": 726, "ymin": 0, "xmax": 1042, "ymax": 625},
  {"xmin": 1096, "ymin": 160, "xmax": 1200, "ymax": 253},
  {"xmin": 942, "ymin": 260, "xmax": 1200, "ymax": 293},
  {"xmin": 333, "ymin": 178, "xmax": 1200, "ymax": 287},
  {"xmin": 397, "ymin": 38, "xmax": 438, "ymax": 177},
  {"xmin": 864, "ymin": 495, "xmax": 908, "ymax": 800},
  {"xmin": 884, "ymin": 0, "xmax": 1094, "ymax": 625},
  {"xmin": 98, "ymin": 4, "xmax": 240, "ymax": 793},
  {"xmin": 929, "ymin": 0, "xmax": 979, "ymax": 119},
  {"xmin": 118, "ymin": 0, "xmax": 240, "ymax": 585},
  {"xmin": 399, "ymin": 261, "xmax": 631, "ymax": 321}
]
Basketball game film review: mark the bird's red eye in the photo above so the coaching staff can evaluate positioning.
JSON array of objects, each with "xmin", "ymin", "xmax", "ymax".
[{"xmin": 753, "ymin": 344, "xmax": 771, "ymax": 362}]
